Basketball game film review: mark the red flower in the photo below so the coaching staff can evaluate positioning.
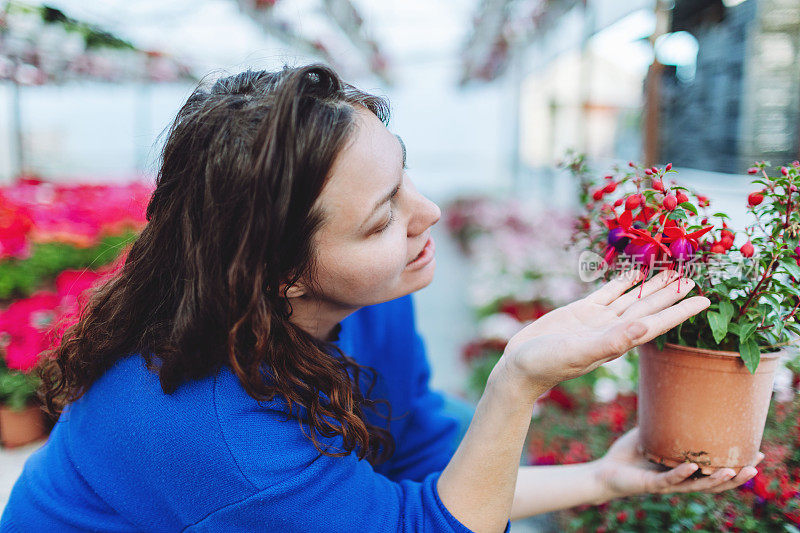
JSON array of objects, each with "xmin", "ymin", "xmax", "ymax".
[
  {"xmin": 0, "ymin": 192, "xmax": 34, "ymax": 260},
  {"xmin": 541, "ymin": 386, "xmax": 576, "ymax": 411},
  {"xmin": 752, "ymin": 473, "xmax": 776, "ymax": 499},
  {"xmin": 748, "ymin": 192, "xmax": 764, "ymax": 207},
  {"xmin": 0, "ymin": 291, "xmax": 61, "ymax": 372}
]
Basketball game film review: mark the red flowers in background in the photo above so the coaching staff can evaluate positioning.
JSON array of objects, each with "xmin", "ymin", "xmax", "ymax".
[
  {"xmin": 0, "ymin": 266, "xmax": 117, "ymax": 372},
  {"xmin": 0, "ymin": 192, "xmax": 34, "ymax": 261},
  {"xmin": 0, "ymin": 176, "xmax": 151, "ymax": 252},
  {"xmin": 0, "ymin": 175, "xmax": 147, "ymax": 376}
]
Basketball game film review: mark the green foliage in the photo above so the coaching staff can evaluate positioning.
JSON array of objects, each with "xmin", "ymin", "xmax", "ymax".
[
  {"xmin": 0, "ymin": 360, "xmax": 40, "ymax": 411},
  {"xmin": 0, "ymin": 232, "xmax": 135, "ymax": 300}
]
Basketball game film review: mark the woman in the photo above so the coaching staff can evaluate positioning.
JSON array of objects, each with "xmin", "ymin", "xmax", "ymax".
[{"xmin": 1, "ymin": 64, "xmax": 758, "ymax": 532}]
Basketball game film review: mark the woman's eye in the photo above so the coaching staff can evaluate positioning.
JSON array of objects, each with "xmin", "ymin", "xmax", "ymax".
[{"xmin": 376, "ymin": 210, "xmax": 394, "ymax": 233}]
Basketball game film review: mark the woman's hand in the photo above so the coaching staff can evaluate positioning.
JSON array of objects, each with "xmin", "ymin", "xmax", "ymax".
[
  {"xmin": 593, "ymin": 427, "xmax": 761, "ymax": 500},
  {"xmin": 500, "ymin": 269, "xmax": 710, "ymax": 394}
]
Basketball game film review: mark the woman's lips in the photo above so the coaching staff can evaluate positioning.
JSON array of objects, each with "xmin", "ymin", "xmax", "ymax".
[{"xmin": 406, "ymin": 237, "xmax": 435, "ymax": 269}]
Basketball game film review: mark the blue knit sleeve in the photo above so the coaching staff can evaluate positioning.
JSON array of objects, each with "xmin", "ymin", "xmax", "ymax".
[
  {"xmin": 183, "ymin": 447, "xmax": 511, "ymax": 533},
  {"xmin": 206, "ymin": 359, "xmax": 512, "ymax": 533},
  {"xmin": 379, "ymin": 324, "xmax": 468, "ymax": 482}
]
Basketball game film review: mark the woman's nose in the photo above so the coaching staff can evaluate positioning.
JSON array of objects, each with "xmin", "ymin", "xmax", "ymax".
[{"xmin": 408, "ymin": 194, "xmax": 440, "ymax": 237}]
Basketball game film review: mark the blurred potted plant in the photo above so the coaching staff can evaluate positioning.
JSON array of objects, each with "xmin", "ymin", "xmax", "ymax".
[
  {"xmin": 571, "ymin": 159, "xmax": 800, "ymax": 474},
  {"xmin": 0, "ymin": 290, "xmax": 62, "ymax": 447},
  {"xmin": 0, "ymin": 359, "xmax": 45, "ymax": 448}
]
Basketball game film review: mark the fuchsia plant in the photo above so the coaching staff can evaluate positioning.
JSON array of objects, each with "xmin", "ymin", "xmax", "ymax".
[{"xmin": 569, "ymin": 158, "xmax": 800, "ymax": 372}]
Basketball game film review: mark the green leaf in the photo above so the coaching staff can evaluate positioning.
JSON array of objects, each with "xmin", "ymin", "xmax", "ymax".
[
  {"xmin": 738, "ymin": 322, "xmax": 757, "ymax": 343},
  {"xmin": 719, "ymin": 300, "xmax": 735, "ymax": 323},
  {"xmin": 712, "ymin": 212, "xmax": 731, "ymax": 219},
  {"xmin": 655, "ymin": 333, "xmax": 666, "ymax": 351},
  {"xmin": 782, "ymin": 258, "xmax": 800, "ymax": 280},
  {"xmin": 739, "ymin": 337, "xmax": 761, "ymax": 374},
  {"xmin": 668, "ymin": 209, "xmax": 688, "ymax": 220},
  {"xmin": 679, "ymin": 202, "xmax": 698, "ymax": 215},
  {"xmin": 707, "ymin": 311, "xmax": 730, "ymax": 344}
]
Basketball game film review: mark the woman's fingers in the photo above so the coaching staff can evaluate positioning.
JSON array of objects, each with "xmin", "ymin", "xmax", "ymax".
[
  {"xmin": 652, "ymin": 466, "xmax": 735, "ymax": 494},
  {"xmin": 625, "ymin": 296, "xmax": 711, "ymax": 345},
  {"xmin": 585, "ymin": 269, "xmax": 644, "ymax": 305},
  {"xmin": 608, "ymin": 269, "xmax": 677, "ymax": 315},
  {"xmin": 620, "ymin": 277, "xmax": 696, "ymax": 320},
  {"xmin": 707, "ymin": 466, "xmax": 758, "ymax": 493},
  {"xmin": 645, "ymin": 462, "xmax": 699, "ymax": 492}
]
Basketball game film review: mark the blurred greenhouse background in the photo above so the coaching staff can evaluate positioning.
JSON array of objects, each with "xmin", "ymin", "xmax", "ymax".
[{"xmin": 1, "ymin": 0, "xmax": 800, "ymax": 530}]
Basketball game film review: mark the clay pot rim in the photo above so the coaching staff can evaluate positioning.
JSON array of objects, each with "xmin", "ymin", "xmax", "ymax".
[{"xmin": 657, "ymin": 341, "xmax": 783, "ymax": 361}]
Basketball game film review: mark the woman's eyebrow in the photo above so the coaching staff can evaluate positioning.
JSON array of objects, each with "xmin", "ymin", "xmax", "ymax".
[
  {"xmin": 360, "ymin": 136, "xmax": 405, "ymax": 231},
  {"xmin": 395, "ymin": 134, "xmax": 407, "ymax": 170}
]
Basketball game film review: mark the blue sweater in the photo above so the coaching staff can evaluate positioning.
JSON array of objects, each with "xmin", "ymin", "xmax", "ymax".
[{"xmin": 1, "ymin": 295, "xmax": 512, "ymax": 532}]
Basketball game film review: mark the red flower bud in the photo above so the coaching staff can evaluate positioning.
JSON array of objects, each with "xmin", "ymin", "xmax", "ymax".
[
  {"xmin": 721, "ymin": 236, "xmax": 734, "ymax": 250},
  {"xmin": 624, "ymin": 195, "xmax": 641, "ymax": 211},
  {"xmin": 644, "ymin": 168, "xmax": 653, "ymax": 176},
  {"xmin": 602, "ymin": 181, "xmax": 617, "ymax": 194},
  {"xmin": 592, "ymin": 189, "xmax": 604, "ymax": 201},
  {"xmin": 650, "ymin": 167, "xmax": 658, "ymax": 174},
  {"xmin": 747, "ymin": 167, "xmax": 759, "ymax": 174},
  {"xmin": 613, "ymin": 198, "xmax": 623, "ymax": 207},
  {"xmin": 721, "ymin": 227, "xmax": 734, "ymax": 241},
  {"xmin": 782, "ymin": 167, "xmax": 789, "ymax": 176},
  {"xmin": 741, "ymin": 240, "xmax": 754, "ymax": 257},
  {"xmin": 652, "ymin": 179, "xmax": 664, "ymax": 192},
  {"xmin": 676, "ymin": 191, "xmax": 689, "ymax": 204},
  {"xmin": 701, "ymin": 217, "xmax": 708, "ymax": 225},
  {"xmin": 711, "ymin": 242, "xmax": 726, "ymax": 254},
  {"xmin": 665, "ymin": 162, "xmax": 672, "ymax": 171},
  {"xmin": 697, "ymin": 195, "xmax": 710, "ymax": 207},
  {"xmin": 628, "ymin": 161, "xmax": 636, "ymax": 168},
  {"xmin": 748, "ymin": 192, "xmax": 764, "ymax": 206},
  {"xmin": 663, "ymin": 194, "xmax": 678, "ymax": 210}
]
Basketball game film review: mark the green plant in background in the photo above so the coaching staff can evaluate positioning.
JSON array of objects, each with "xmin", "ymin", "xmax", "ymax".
[
  {"xmin": 0, "ymin": 231, "xmax": 136, "ymax": 300},
  {"xmin": 0, "ymin": 359, "xmax": 40, "ymax": 411}
]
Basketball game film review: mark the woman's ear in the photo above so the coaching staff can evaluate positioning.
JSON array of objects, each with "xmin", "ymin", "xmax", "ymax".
[{"xmin": 280, "ymin": 281, "xmax": 307, "ymax": 299}]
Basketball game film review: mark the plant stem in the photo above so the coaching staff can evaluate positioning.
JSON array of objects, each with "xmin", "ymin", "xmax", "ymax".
[{"xmin": 737, "ymin": 254, "xmax": 778, "ymax": 319}]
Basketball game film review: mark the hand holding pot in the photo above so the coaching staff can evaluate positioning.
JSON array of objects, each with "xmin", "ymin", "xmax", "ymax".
[
  {"xmin": 594, "ymin": 427, "xmax": 762, "ymax": 498},
  {"xmin": 501, "ymin": 269, "xmax": 710, "ymax": 395}
]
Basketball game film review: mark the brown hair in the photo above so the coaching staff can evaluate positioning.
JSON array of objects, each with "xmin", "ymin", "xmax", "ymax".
[{"xmin": 37, "ymin": 64, "xmax": 396, "ymax": 465}]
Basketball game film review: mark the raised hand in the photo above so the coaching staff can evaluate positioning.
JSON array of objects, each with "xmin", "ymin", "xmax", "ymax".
[{"xmin": 501, "ymin": 269, "xmax": 710, "ymax": 393}]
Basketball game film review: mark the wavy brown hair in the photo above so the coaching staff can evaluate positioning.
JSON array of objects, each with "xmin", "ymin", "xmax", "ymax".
[{"xmin": 37, "ymin": 64, "xmax": 396, "ymax": 465}]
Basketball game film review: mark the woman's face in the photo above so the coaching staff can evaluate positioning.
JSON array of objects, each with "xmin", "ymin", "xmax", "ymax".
[{"xmin": 308, "ymin": 106, "xmax": 441, "ymax": 310}]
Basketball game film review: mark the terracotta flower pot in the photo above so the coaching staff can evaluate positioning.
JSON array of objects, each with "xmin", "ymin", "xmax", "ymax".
[
  {"xmin": 638, "ymin": 341, "xmax": 781, "ymax": 475},
  {"xmin": 0, "ymin": 403, "xmax": 47, "ymax": 448}
]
